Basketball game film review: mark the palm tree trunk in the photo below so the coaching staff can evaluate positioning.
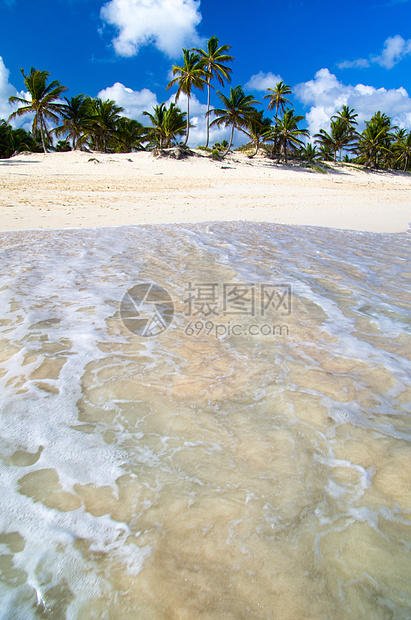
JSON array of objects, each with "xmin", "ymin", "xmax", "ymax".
[
  {"xmin": 205, "ymin": 77, "xmax": 211, "ymax": 149},
  {"xmin": 39, "ymin": 114, "xmax": 47, "ymax": 153},
  {"xmin": 223, "ymin": 124, "xmax": 235, "ymax": 157},
  {"xmin": 183, "ymin": 96, "xmax": 190, "ymax": 146}
]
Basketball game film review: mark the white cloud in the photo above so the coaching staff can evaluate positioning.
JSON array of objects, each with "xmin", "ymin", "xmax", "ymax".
[
  {"xmin": 98, "ymin": 82, "xmax": 158, "ymax": 121},
  {"xmin": 245, "ymin": 71, "xmax": 282, "ymax": 92},
  {"xmin": 295, "ymin": 68, "xmax": 411, "ymax": 136},
  {"xmin": 339, "ymin": 34, "xmax": 411, "ymax": 70},
  {"xmin": 100, "ymin": 0, "xmax": 203, "ymax": 58},
  {"xmin": 337, "ymin": 58, "xmax": 369, "ymax": 69},
  {"xmin": 0, "ymin": 56, "xmax": 19, "ymax": 121},
  {"xmin": 372, "ymin": 34, "xmax": 411, "ymax": 69}
]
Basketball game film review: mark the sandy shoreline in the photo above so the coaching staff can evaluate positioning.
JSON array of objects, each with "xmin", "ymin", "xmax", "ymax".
[{"xmin": 0, "ymin": 150, "xmax": 410, "ymax": 233}]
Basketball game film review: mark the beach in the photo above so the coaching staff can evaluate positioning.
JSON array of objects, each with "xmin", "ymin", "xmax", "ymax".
[
  {"xmin": 0, "ymin": 153, "xmax": 410, "ymax": 618},
  {"xmin": 0, "ymin": 150, "xmax": 410, "ymax": 232}
]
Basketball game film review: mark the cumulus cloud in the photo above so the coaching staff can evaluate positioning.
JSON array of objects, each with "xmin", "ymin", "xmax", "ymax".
[
  {"xmin": 295, "ymin": 68, "xmax": 411, "ymax": 136},
  {"xmin": 0, "ymin": 56, "xmax": 18, "ymax": 121},
  {"xmin": 0, "ymin": 56, "xmax": 33, "ymax": 132},
  {"xmin": 339, "ymin": 34, "xmax": 411, "ymax": 70},
  {"xmin": 245, "ymin": 71, "xmax": 282, "ymax": 92},
  {"xmin": 100, "ymin": 0, "xmax": 203, "ymax": 58},
  {"xmin": 98, "ymin": 82, "xmax": 158, "ymax": 121}
]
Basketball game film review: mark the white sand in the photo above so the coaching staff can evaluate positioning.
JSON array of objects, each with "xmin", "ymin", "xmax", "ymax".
[{"xmin": 0, "ymin": 150, "xmax": 410, "ymax": 232}]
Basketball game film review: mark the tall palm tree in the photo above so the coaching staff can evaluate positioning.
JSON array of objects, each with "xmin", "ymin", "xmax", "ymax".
[
  {"xmin": 54, "ymin": 94, "xmax": 93, "ymax": 150},
  {"xmin": 192, "ymin": 36, "xmax": 234, "ymax": 148},
  {"xmin": 274, "ymin": 108, "xmax": 309, "ymax": 164},
  {"xmin": 264, "ymin": 81, "xmax": 292, "ymax": 121},
  {"xmin": 86, "ymin": 98, "xmax": 124, "ymax": 153},
  {"xmin": 8, "ymin": 67, "xmax": 67, "ymax": 152},
  {"xmin": 167, "ymin": 49, "xmax": 210, "ymax": 146},
  {"xmin": 209, "ymin": 86, "xmax": 260, "ymax": 157}
]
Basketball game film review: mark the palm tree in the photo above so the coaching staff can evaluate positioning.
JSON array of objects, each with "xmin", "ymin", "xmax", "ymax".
[
  {"xmin": 0, "ymin": 120, "xmax": 17, "ymax": 158},
  {"xmin": 167, "ymin": 49, "xmax": 210, "ymax": 146},
  {"xmin": 355, "ymin": 111, "xmax": 393, "ymax": 169},
  {"xmin": 264, "ymin": 81, "xmax": 292, "ymax": 121},
  {"xmin": 393, "ymin": 130, "xmax": 411, "ymax": 171},
  {"xmin": 114, "ymin": 117, "xmax": 147, "ymax": 152},
  {"xmin": 314, "ymin": 117, "xmax": 356, "ymax": 162},
  {"xmin": 8, "ymin": 67, "xmax": 67, "ymax": 152},
  {"xmin": 274, "ymin": 108, "xmax": 309, "ymax": 164},
  {"xmin": 331, "ymin": 105, "xmax": 358, "ymax": 133},
  {"xmin": 143, "ymin": 103, "xmax": 168, "ymax": 149},
  {"xmin": 143, "ymin": 102, "xmax": 187, "ymax": 149},
  {"xmin": 162, "ymin": 103, "xmax": 189, "ymax": 147},
  {"xmin": 243, "ymin": 109, "xmax": 272, "ymax": 156},
  {"xmin": 192, "ymin": 36, "xmax": 234, "ymax": 148},
  {"xmin": 0, "ymin": 122, "xmax": 41, "ymax": 157},
  {"xmin": 317, "ymin": 143, "xmax": 334, "ymax": 162},
  {"xmin": 209, "ymin": 86, "xmax": 260, "ymax": 157},
  {"xmin": 54, "ymin": 94, "xmax": 93, "ymax": 150},
  {"xmin": 86, "ymin": 98, "xmax": 124, "ymax": 152},
  {"xmin": 300, "ymin": 142, "xmax": 321, "ymax": 164}
]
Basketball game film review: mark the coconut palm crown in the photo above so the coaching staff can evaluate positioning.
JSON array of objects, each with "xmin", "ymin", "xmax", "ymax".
[
  {"xmin": 264, "ymin": 81, "xmax": 292, "ymax": 120},
  {"xmin": 209, "ymin": 86, "xmax": 260, "ymax": 156},
  {"xmin": 8, "ymin": 67, "xmax": 68, "ymax": 152},
  {"xmin": 54, "ymin": 94, "xmax": 93, "ymax": 150}
]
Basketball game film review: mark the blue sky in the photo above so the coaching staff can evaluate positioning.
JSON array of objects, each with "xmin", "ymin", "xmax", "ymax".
[{"xmin": 1, "ymin": 0, "xmax": 411, "ymax": 146}]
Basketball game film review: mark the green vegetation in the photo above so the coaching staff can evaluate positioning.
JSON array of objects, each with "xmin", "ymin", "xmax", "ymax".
[
  {"xmin": 2, "ymin": 46, "xmax": 410, "ymax": 171},
  {"xmin": 0, "ymin": 119, "xmax": 42, "ymax": 157}
]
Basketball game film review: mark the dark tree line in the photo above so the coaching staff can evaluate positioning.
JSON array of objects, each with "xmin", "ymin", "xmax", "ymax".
[{"xmin": 2, "ymin": 52, "xmax": 410, "ymax": 171}]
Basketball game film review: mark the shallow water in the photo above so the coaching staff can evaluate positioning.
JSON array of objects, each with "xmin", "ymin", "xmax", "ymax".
[{"xmin": 0, "ymin": 221, "xmax": 410, "ymax": 619}]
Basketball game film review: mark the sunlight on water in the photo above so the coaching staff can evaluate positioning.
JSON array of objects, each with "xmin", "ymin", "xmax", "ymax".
[{"xmin": 0, "ymin": 222, "xmax": 410, "ymax": 619}]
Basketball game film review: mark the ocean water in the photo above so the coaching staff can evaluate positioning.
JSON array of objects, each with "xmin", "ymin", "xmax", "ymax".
[{"xmin": 0, "ymin": 221, "xmax": 410, "ymax": 619}]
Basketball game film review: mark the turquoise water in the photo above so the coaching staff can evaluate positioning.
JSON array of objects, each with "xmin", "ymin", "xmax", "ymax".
[{"xmin": 0, "ymin": 222, "xmax": 410, "ymax": 618}]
